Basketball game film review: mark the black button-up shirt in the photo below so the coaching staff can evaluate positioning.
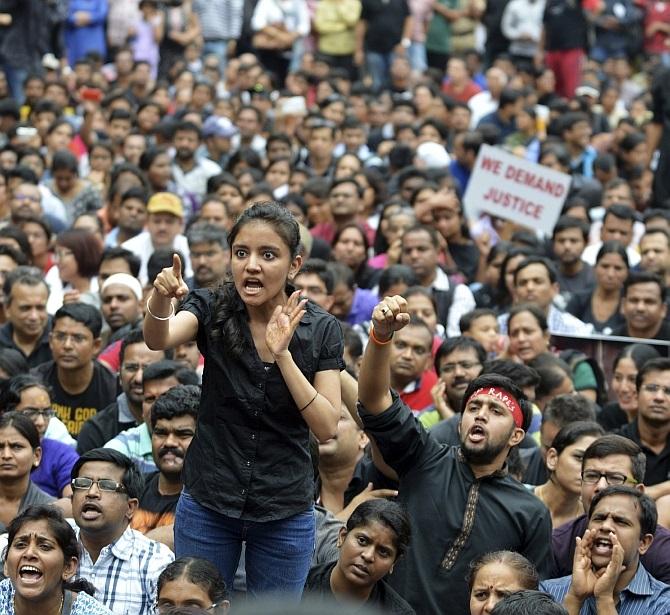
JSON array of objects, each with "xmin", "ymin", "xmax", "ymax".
[
  {"xmin": 0, "ymin": 320, "xmax": 52, "ymax": 368},
  {"xmin": 180, "ymin": 289, "xmax": 345, "ymax": 522},
  {"xmin": 360, "ymin": 392, "xmax": 552, "ymax": 615}
]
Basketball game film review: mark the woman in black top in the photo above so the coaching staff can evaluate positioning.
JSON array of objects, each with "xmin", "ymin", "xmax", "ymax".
[
  {"xmin": 144, "ymin": 202, "xmax": 345, "ymax": 598},
  {"xmin": 598, "ymin": 343, "xmax": 660, "ymax": 431},
  {"xmin": 566, "ymin": 241, "xmax": 629, "ymax": 333},
  {"xmin": 304, "ymin": 499, "xmax": 414, "ymax": 614}
]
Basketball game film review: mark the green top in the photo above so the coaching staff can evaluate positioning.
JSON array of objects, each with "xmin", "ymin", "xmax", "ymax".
[{"xmin": 426, "ymin": 0, "xmax": 458, "ymax": 53}]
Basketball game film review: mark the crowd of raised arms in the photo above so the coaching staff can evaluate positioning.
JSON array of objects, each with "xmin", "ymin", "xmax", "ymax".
[{"xmin": 0, "ymin": 0, "xmax": 668, "ymax": 614}]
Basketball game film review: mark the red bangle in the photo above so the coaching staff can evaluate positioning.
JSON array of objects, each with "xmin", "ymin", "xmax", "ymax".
[{"xmin": 370, "ymin": 327, "xmax": 393, "ymax": 345}]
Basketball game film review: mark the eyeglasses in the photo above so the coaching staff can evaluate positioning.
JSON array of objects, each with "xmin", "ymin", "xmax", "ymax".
[
  {"xmin": 19, "ymin": 407, "xmax": 55, "ymax": 420},
  {"xmin": 581, "ymin": 470, "xmax": 636, "ymax": 486},
  {"xmin": 641, "ymin": 383, "xmax": 670, "ymax": 397},
  {"xmin": 71, "ymin": 477, "xmax": 127, "ymax": 493},
  {"xmin": 54, "ymin": 249, "xmax": 74, "ymax": 260},
  {"xmin": 439, "ymin": 361, "xmax": 481, "ymax": 374}
]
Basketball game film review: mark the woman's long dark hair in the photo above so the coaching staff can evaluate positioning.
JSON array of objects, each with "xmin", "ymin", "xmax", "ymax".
[
  {"xmin": 5, "ymin": 505, "xmax": 97, "ymax": 596},
  {"xmin": 212, "ymin": 202, "xmax": 300, "ymax": 360},
  {"xmin": 158, "ymin": 557, "xmax": 228, "ymax": 604}
]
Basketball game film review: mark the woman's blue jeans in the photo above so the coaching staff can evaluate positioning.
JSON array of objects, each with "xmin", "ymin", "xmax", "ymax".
[{"xmin": 174, "ymin": 491, "xmax": 316, "ymax": 599}]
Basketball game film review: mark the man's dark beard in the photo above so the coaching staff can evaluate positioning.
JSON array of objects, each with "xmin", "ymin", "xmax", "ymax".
[{"xmin": 460, "ymin": 425, "xmax": 513, "ymax": 465}]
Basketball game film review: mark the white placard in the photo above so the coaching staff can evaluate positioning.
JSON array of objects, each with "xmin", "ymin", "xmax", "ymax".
[{"xmin": 463, "ymin": 144, "xmax": 571, "ymax": 234}]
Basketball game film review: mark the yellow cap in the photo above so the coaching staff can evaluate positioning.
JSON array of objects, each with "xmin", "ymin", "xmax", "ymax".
[{"xmin": 147, "ymin": 192, "xmax": 184, "ymax": 218}]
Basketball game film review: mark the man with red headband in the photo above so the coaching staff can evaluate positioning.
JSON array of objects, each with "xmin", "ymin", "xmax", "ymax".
[{"xmin": 356, "ymin": 296, "xmax": 552, "ymax": 615}]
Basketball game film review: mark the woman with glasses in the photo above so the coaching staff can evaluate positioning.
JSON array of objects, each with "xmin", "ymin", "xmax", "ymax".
[
  {"xmin": 0, "ymin": 505, "xmax": 112, "ymax": 614},
  {"xmin": 0, "ymin": 413, "xmax": 54, "ymax": 532},
  {"xmin": 155, "ymin": 557, "xmax": 229, "ymax": 614},
  {"xmin": 533, "ymin": 421, "xmax": 604, "ymax": 528},
  {"xmin": 0, "ymin": 374, "xmax": 79, "ymax": 497},
  {"xmin": 45, "ymin": 228, "xmax": 103, "ymax": 314}
]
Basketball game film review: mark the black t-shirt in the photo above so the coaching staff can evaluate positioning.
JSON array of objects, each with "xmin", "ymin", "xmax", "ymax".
[
  {"xmin": 33, "ymin": 360, "xmax": 118, "ymax": 438},
  {"xmin": 543, "ymin": 0, "xmax": 588, "ymax": 50},
  {"xmin": 597, "ymin": 402, "xmax": 628, "ymax": 432},
  {"xmin": 616, "ymin": 421, "xmax": 670, "ymax": 486},
  {"xmin": 611, "ymin": 320, "xmax": 670, "ymax": 341},
  {"xmin": 361, "ymin": 0, "xmax": 410, "ymax": 53},
  {"xmin": 180, "ymin": 288, "xmax": 345, "ymax": 522},
  {"xmin": 77, "ymin": 399, "xmax": 137, "ymax": 455},
  {"xmin": 449, "ymin": 242, "xmax": 480, "ymax": 284},
  {"xmin": 304, "ymin": 561, "xmax": 415, "ymax": 614},
  {"xmin": 132, "ymin": 472, "xmax": 180, "ymax": 534},
  {"xmin": 566, "ymin": 289, "xmax": 624, "ymax": 333},
  {"xmin": 651, "ymin": 66, "xmax": 670, "ymax": 202}
]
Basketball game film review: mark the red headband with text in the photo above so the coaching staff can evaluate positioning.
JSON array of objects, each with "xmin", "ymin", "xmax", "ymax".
[{"xmin": 466, "ymin": 387, "xmax": 524, "ymax": 429}]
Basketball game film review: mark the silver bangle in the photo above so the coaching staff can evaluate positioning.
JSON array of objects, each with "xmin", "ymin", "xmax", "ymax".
[{"xmin": 146, "ymin": 297, "xmax": 175, "ymax": 321}]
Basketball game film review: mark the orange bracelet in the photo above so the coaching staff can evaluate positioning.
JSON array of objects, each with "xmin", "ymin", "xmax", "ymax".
[{"xmin": 370, "ymin": 327, "xmax": 393, "ymax": 345}]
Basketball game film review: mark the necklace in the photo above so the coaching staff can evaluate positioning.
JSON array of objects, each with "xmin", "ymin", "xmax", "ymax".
[{"xmin": 13, "ymin": 591, "xmax": 64, "ymax": 614}]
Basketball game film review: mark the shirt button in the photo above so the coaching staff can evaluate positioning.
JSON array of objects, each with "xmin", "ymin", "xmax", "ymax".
[
  {"xmin": 257, "ymin": 383, "xmax": 263, "ymax": 389},
  {"xmin": 246, "ymin": 460, "xmax": 251, "ymax": 466},
  {"xmin": 241, "ymin": 488, "xmax": 247, "ymax": 495},
  {"xmin": 251, "ymin": 434, "xmax": 256, "ymax": 440},
  {"xmin": 253, "ymin": 411, "xmax": 259, "ymax": 417}
]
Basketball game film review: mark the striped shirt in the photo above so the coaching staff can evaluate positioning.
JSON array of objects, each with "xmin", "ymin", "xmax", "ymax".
[
  {"xmin": 540, "ymin": 564, "xmax": 670, "ymax": 615},
  {"xmin": 76, "ymin": 525, "xmax": 174, "ymax": 615},
  {"xmin": 193, "ymin": 0, "xmax": 244, "ymax": 40}
]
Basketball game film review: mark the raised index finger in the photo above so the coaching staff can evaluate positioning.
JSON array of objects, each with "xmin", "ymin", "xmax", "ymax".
[{"xmin": 172, "ymin": 254, "xmax": 182, "ymax": 279}]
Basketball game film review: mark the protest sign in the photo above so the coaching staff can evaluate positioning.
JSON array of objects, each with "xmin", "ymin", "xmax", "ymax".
[{"xmin": 463, "ymin": 144, "xmax": 571, "ymax": 234}]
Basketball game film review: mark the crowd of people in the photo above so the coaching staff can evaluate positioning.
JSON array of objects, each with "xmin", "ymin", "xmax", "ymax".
[{"xmin": 0, "ymin": 0, "xmax": 667, "ymax": 614}]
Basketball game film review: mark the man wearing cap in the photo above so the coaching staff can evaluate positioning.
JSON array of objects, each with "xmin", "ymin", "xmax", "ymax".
[
  {"xmin": 122, "ymin": 192, "xmax": 192, "ymax": 285},
  {"xmin": 100, "ymin": 273, "xmax": 143, "ymax": 345},
  {"xmin": 355, "ymin": 295, "xmax": 552, "ymax": 615},
  {"xmin": 171, "ymin": 120, "xmax": 221, "ymax": 216},
  {"xmin": 201, "ymin": 115, "xmax": 238, "ymax": 169}
]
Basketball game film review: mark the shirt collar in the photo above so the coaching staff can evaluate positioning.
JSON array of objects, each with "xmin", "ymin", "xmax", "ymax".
[
  {"xmin": 623, "ymin": 564, "xmax": 654, "ymax": 597},
  {"xmin": 77, "ymin": 525, "xmax": 134, "ymax": 562},
  {"xmin": 116, "ymin": 393, "xmax": 136, "ymax": 424},
  {"xmin": 432, "ymin": 267, "xmax": 451, "ymax": 291}
]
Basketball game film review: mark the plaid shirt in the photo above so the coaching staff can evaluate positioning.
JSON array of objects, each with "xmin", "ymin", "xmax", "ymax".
[{"xmin": 76, "ymin": 525, "xmax": 174, "ymax": 615}]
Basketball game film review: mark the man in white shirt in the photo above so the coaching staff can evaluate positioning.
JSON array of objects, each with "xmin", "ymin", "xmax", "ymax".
[{"xmin": 122, "ymin": 193, "xmax": 192, "ymax": 285}]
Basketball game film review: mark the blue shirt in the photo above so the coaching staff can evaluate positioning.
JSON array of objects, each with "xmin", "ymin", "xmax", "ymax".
[
  {"xmin": 541, "ymin": 564, "xmax": 670, "ymax": 615},
  {"xmin": 347, "ymin": 287, "xmax": 379, "ymax": 326}
]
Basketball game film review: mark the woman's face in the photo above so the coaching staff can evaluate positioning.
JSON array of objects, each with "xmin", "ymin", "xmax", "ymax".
[
  {"xmin": 337, "ymin": 521, "xmax": 398, "ymax": 588},
  {"xmin": 406, "ymin": 294, "xmax": 437, "ymax": 333},
  {"xmin": 21, "ymin": 222, "xmax": 49, "ymax": 260},
  {"xmin": 5, "ymin": 519, "xmax": 76, "ymax": 603},
  {"xmin": 385, "ymin": 212, "xmax": 415, "ymax": 245},
  {"xmin": 265, "ymin": 160, "xmax": 291, "ymax": 190},
  {"xmin": 47, "ymin": 124, "xmax": 73, "ymax": 151},
  {"xmin": 237, "ymin": 172, "xmax": 255, "ymax": 197},
  {"xmin": 549, "ymin": 435, "xmax": 599, "ymax": 495},
  {"xmin": 484, "ymin": 252, "xmax": 506, "ymax": 287},
  {"xmin": 230, "ymin": 221, "xmax": 301, "ymax": 308},
  {"xmin": 504, "ymin": 255, "xmax": 525, "ymax": 298},
  {"xmin": 53, "ymin": 169, "xmax": 76, "ymax": 196},
  {"xmin": 333, "ymin": 227, "xmax": 367, "ymax": 269},
  {"xmin": 89, "ymin": 147, "xmax": 113, "ymax": 173},
  {"xmin": 508, "ymin": 311, "xmax": 549, "ymax": 363},
  {"xmin": 612, "ymin": 356, "xmax": 639, "ymax": 413},
  {"xmin": 0, "ymin": 426, "xmax": 40, "ymax": 481},
  {"xmin": 335, "ymin": 155, "xmax": 362, "ymax": 179},
  {"xmin": 55, "ymin": 244, "xmax": 79, "ymax": 283},
  {"xmin": 215, "ymin": 184, "xmax": 244, "ymax": 218},
  {"xmin": 156, "ymin": 577, "xmax": 220, "ymax": 613},
  {"xmin": 595, "ymin": 252, "xmax": 628, "ymax": 292},
  {"xmin": 470, "ymin": 562, "xmax": 528, "ymax": 615},
  {"xmin": 148, "ymin": 154, "xmax": 172, "ymax": 189},
  {"xmin": 73, "ymin": 215, "xmax": 103, "ymax": 245},
  {"xmin": 15, "ymin": 386, "xmax": 51, "ymax": 439}
]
